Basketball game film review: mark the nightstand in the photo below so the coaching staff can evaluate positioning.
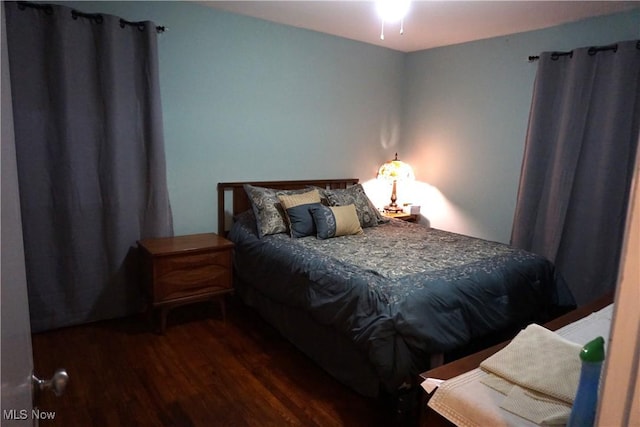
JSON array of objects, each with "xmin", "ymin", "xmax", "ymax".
[
  {"xmin": 383, "ymin": 211, "xmax": 419, "ymax": 222},
  {"xmin": 138, "ymin": 233, "xmax": 234, "ymax": 334}
]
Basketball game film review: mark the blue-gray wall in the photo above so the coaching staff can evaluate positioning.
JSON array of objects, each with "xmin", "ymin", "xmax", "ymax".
[
  {"xmin": 47, "ymin": 3, "xmax": 640, "ymax": 240},
  {"xmin": 402, "ymin": 10, "xmax": 640, "ymax": 242},
  {"xmin": 60, "ymin": 1, "xmax": 405, "ymax": 235}
]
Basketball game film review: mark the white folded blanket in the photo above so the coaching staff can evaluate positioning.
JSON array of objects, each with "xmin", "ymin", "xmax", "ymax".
[
  {"xmin": 480, "ymin": 323, "xmax": 582, "ymax": 404},
  {"xmin": 478, "ymin": 323, "xmax": 583, "ymax": 424},
  {"xmin": 427, "ymin": 305, "xmax": 613, "ymax": 427},
  {"xmin": 481, "ymin": 374, "xmax": 572, "ymax": 425}
]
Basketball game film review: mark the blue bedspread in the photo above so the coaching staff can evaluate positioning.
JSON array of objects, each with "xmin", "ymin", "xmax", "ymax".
[{"xmin": 228, "ymin": 211, "xmax": 574, "ymax": 393}]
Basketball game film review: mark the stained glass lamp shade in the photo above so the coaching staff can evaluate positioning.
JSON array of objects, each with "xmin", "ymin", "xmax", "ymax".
[{"xmin": 377, "ymin": 153, "xmax": 414, "ymax": 212}]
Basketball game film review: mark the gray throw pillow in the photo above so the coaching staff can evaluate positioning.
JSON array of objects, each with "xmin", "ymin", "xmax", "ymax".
[
  {"xmin": 317, "ymin": 184, "xmax": 387, "ymax": 228},
  {"xmin": 243, "ymin": 184, "xmax": 312, "ymax": 238}
]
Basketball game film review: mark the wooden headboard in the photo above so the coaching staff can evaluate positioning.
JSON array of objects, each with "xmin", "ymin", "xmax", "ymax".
[{"xmin": 216, "ymin": 179, "xmax": 359, "ymax": 235}]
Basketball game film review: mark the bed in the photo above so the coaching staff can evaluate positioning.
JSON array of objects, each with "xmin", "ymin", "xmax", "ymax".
[{"xmin": 217, "ymin": 179, "xmax": 575, "ymax": 399}]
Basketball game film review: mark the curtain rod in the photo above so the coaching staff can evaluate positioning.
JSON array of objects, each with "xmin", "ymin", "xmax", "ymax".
[
  {"xmin": 16, "ymin": 1, "xmax": 167, "ymax": 33},
  {"xmin": 528, "ymin": 41, "xmax": 640, "ymax": 62}
]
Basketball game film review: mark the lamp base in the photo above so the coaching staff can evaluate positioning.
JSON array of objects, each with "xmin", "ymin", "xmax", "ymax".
[{"xmin": 383, "ymin": 205, "xmax": 404, "ymax": 213}]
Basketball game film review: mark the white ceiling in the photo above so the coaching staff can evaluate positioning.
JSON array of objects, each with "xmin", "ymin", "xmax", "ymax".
[{"xmin": 201, "ymin": 1, "xmax": 640, "ymax": 52}]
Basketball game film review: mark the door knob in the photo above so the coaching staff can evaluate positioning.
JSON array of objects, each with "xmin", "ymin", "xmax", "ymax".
[{"xmin": 32, "ymin": 368, "xmax": 69, "ymax": 398}]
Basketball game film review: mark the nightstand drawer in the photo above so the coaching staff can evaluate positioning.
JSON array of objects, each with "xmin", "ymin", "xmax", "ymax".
[
  {"xmin": 154, "ymin": 251, "xmax": 231, "ymax": 300},
  {"xmin": 155, "ymin": 263, "xmax": 231, "ymax": 301},
  {"xmin": 154, "ymin": 249, "xmax": 230, "ymax": 276}
]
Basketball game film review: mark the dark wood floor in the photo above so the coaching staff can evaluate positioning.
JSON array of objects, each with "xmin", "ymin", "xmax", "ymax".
[{"xmin": 32, "ymin": 296, "xmax": 394, "ymax": 426}]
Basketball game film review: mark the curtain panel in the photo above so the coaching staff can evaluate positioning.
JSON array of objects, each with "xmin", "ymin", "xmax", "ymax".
[
  {"xmin": 5, "ymin": 2, "xmax": 173, "ymax": 331},
  {"xmin": 512, "ymin": 40, "xmax": 640, "ymax": 306}
]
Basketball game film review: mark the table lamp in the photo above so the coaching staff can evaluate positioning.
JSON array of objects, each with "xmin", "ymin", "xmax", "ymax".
[{"xmin": 377, "ymin": 153, "xmax": 414, "ymax": 213}]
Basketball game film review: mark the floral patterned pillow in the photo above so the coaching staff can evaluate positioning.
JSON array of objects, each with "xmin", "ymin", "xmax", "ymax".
[
  {"xmin": 318, "ymin": 184, "xmax": 387, "ymax": 228},
  {"xmin": 243, "ymin": 184, "xmax": 313, "ymax": 238}
]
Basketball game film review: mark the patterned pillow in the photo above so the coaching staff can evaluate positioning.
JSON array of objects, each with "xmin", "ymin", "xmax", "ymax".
[
  {"xmin": 278, "ymin": 190, "xmax": 322, "ymax": 237},
  {"xmin": 318, "ymin": 184, "xmax": 386, "ymax": 228},
  {"xmin": 310, "ymin": 204, "xmax": 363, "ymax": 239},
  {"xmin": 243, "ymin": 185, "xmax": 314, "ymax": 238}
]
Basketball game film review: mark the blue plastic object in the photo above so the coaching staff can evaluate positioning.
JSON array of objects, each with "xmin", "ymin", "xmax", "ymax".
[{"xmin": 567, "ymin": 336, "xmax": 605, "ymax": 427}]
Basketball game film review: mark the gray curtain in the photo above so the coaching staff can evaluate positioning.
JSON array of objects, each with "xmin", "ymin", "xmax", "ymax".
[
  {"xmin": 5, "ymin": 2, "xmax": 173, "ymax": 332},
  {"xmin": 511, "ymin": 40, "xmax": 640, "ymax": 306}
]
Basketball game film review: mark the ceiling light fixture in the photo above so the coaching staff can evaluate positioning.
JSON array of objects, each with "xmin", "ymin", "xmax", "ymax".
[{"xmin": 376, "ymin": 0, "xmax": 411, "ymax": 40}]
